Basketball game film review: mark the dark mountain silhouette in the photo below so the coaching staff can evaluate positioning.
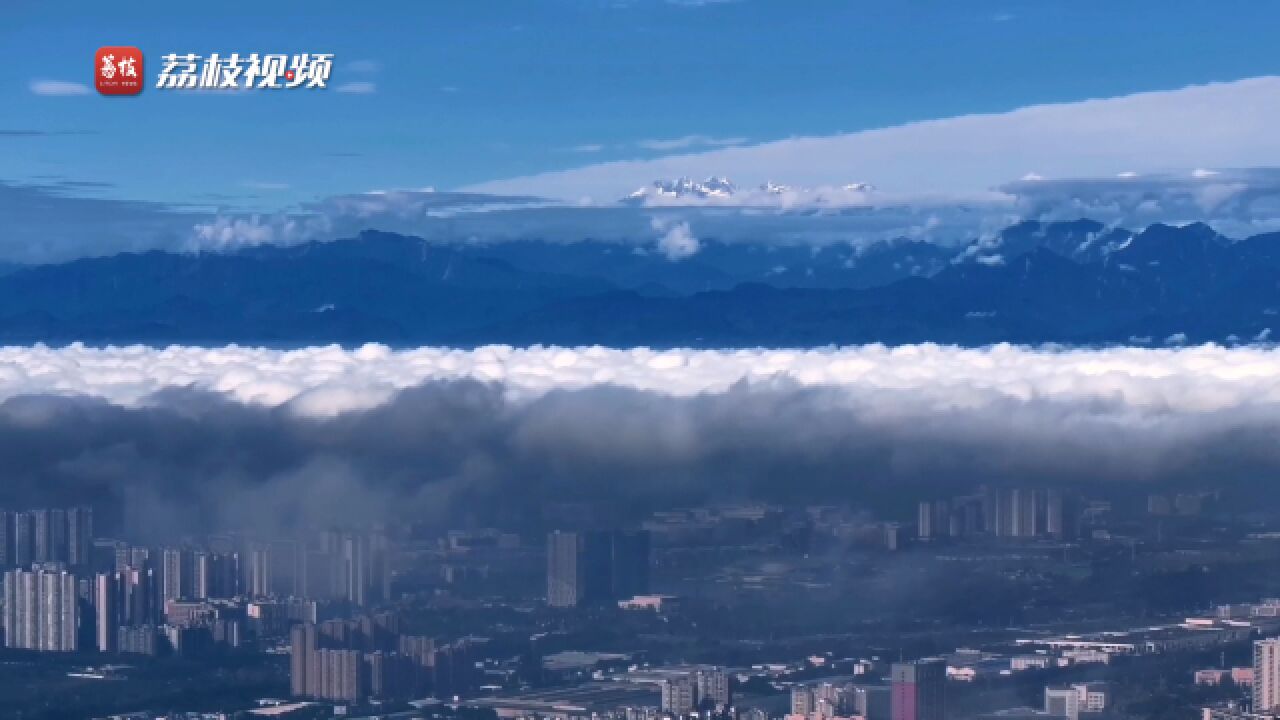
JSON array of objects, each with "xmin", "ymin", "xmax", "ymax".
[{"xmin": 0, "ymin": 221, "xmax": 1276, "ymax": 346}]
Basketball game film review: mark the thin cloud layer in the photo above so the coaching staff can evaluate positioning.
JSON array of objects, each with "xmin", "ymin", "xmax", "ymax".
[
  {"xmin": 9, "ymin": 78, "xmax": 1280, "ymax": 261},
  {"xmin": 468, "ymin": 77, "xmax": 1280, "ymax": 201}
]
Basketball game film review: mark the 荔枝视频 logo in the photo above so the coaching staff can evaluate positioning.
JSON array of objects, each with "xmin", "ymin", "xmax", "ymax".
[{"xmin": 95, "ymin": 46, "xmax": 143, "ymax": 95}]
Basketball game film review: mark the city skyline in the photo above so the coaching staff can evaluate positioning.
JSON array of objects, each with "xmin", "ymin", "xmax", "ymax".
[{"xmin": 6, "ymin": 3, "xmax": 1280, "ymax": 719}]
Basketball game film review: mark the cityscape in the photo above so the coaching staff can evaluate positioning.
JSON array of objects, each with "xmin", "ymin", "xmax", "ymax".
[
  {"xmin": 10, "ymin": 1, "xmax": 1280, "ymax": 719},
  {"xmin": 1, "ymin": 482, "xmax": 1280, "ymax": 719}
]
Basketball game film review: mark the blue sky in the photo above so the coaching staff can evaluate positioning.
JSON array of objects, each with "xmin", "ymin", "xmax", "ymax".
[{"xmin": 6, "ymin": 0, "xmax": 1280, "ymax": 210}]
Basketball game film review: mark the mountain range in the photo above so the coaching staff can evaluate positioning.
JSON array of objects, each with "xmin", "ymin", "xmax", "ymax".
[
  {"xmin": 623, "ymin": 175, "xmax": 876, "ymax": 203},
  {"xmin": 0, "ymin": 219, "xmax": 1276, "ymax": 346}
]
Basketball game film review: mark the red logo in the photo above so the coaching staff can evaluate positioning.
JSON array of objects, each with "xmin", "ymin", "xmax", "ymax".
[{"xmin": 95, "ymin": 46, "xmax": 143, "ymax": 95}]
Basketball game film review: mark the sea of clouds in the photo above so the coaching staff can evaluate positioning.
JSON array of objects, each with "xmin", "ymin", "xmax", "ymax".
[
  {"xmin": 4, "ymin": 342, "xmax": 1280, "ymax": 417},
  {"xmin": 5, "ymin": 342, "xmax": 1280, "ymax": 538}
]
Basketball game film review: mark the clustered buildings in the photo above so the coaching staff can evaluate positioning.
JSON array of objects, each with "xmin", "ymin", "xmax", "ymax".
[
  {"xmin": 657, "ymin": 667, "xmax": 731, "ymax": 715},
  {"xmin": 289, "ymin": 612, "xmax": 480, "ymax": 704},
  {"xmin": 918, "ymin": 487, "xmax": 1079, "ymax": 541},
  {"xmin": 781, "ymin": 659, "xmax": 946, "ymax": 720},
  {"xmin": 1199, "ymin": 637, "xmax": 1280, "ymax": 719},
  {"xmin": 546, "ymin": 530, "xmax": 651, "ymax": 608},
  {"xmin": 0, "ymin": 507, "xmax": 392, "ymax": 658}
]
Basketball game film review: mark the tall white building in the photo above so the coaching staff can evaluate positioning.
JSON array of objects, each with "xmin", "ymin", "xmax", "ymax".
[
  {"xmin": 162, "ymin": 547, "xmax": 187, "ymax": 605},
  {"xmin": 1045, "ymin": 686, "xmax": 1080, "ymax": 720},
  {"xmin": 94, "ymin": 572, "xmax": 119, "ymax": 653},
  {"xmin": 192, "ymin": 551, "xmax": 211, "ymax": 600},
  {"xmin": 1255, "ymin": 639, "xmax": 1280, "ymax": 712},
  {"xmin": 3, "ymin": 565, "xmax": 78, "ymax": 652},
  {"xmin": 248, "ymin": 544, "xmax": 272, "ymax": 599}
]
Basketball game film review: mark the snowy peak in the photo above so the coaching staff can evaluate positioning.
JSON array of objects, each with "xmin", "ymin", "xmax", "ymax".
[
  {"xmin": 957, "ymin": 219, "xmax": 1134, "ymax": 266},
  {"xmin": 627, "ymin": 176, "xmax": 736, "ymax": 201},
  {"xmin": 623, "ymin": 177, "xmax": 876, "ymax": 204}
]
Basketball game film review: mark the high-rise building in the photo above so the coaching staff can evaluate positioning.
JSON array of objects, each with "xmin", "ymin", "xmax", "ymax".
[
  {"xmin": 291, "ymin": 622, "xmax": 318, "ymax": 697},
  {"xmin": 1009, "ymin": 489, "xmax": 1036, "ymax": 538},
  {"xmin": 547, "ymin": 531, "xmax": 599, "ymax": 608},
  {"xmin": 67, "ymin": 507, "xmax": 93, "ymax": 567},
  {"xmin": 792, "ymin": 685, "xmax": 816, "ymax": 716},
  {"xmin": 0, "ymin": 511, "xmax": 10, "ymax": 567},
  {"xmin": 208, "ymin": 551, "xmax": 239, "ymax": 599},
  {"xmin": 324, "ymin": 531, "xmax": 389, "ymax": 607},
  {"xmin": 1257, "ymin": 640, "xmax": 1280, "ymax": 713},
  {"xmin": 162, "ymin": 547, "xmax": 189, "ymax": 605},
  {"xmin": 39, "ymin": 566, "xmax": 78, "ymax": 651},
  {"xmin": 399, "ymin": 634, "xmax": 436, "ymax": 696},
  {"xmin": 118, "ymin": 624, "xmax": 160, "ymax": 655},
  {"xmin": 192, "ymin": 551, "xmax": 211, "ymax": 600},
  {"xmin": 13, "ymin": 511, "xmax": 34, "ymax": 568},
  {"xmin": 326, "ymin": 648, "xmax": 365, "ymax": 703},
  {"xmin": 94, "ymin": 572, "xmax": 120, "ymax": 653},
  {"xmin": 1045, "ymin": 686, "xmax": 1080, "ymax": 720},
  {"xmin": 891, "ymin": 659, "xmax": 945, "ymax": 720},
  {"xmin": 917, "ymin": 501, "xmax": 934, "ymax": 540},
  {"xmin": 48, "ymin": 509, "xmax": 68, "ymax": 563},
  {"xmin": 815, "ymin": 682, "xmax": 849, "ymax": 714},
  {"xmin": 31, "ymin": 510, "xmax": 50, "ymax": 563},
  {"xmin": 662, "ymin": 676, "xmax": 697, "ymax": 715},
  {"xmin": 339, "ymin": 534, "xmax": 366, "ymax": 606},
  {"xmin": 853, "ymin": 685, "xmax": 892, "ymax": 720},
  {"xmin": 546, "ymin": 530, "xmax": 647, "ymax": 608},
  {"xmin": 4, "ymin": 567, "xmax": 36, "ymax": 648},
  {"xmin": 120, "ymin": 561, "xmax": 161, "ymax": 626},
  {"xmin": 248, "ymin": 544, "xmax": 272, "ymax": 598},
  {"xmin": 696, "ymin": 667, "xmax": 730, "ymax": 710},
  {"xmin": 546, "ymin": 531, "xmax": 576, "ymax": 608},
  {"xmin": 3, "ymin": 565, "xmax": 78, "ymax": 652}
]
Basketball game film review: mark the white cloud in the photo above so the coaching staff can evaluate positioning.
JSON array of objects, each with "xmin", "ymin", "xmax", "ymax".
[
  {"xmin": 637, "ymin": 135, "xmax": 747, "ymax": 151},
  {"xmin": 652, "ymin": 219, "xmax": 700, "ymax": 260},
  {"xmin": 568, "ymin": 143, "xmax": 605, "ymax": 153},
  {"xmin": 335, "ymin": 81, "xmax": 377, "ymax": 94},
  {"xmin": 3, "ymin": 344, "xmax": 1280, "ymax": 421},
  {"xmin": 30, "ymin": 80, "xmax": 91, "ymax": 96},
  {"xmin": 242, "ymin": 181, "xmax": 291, "ymax": 191},
  {"xmin": 189, "ymin": 213, "xmax": 328, "ymax": 252},
  {"xmin": 466, "ymin": 77, "xmax": 1280, "ymax": 201}
]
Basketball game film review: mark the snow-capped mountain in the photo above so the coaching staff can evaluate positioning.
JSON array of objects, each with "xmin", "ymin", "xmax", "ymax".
[
  {"xmin": 623, "ymin": 177, "xmax": 876, "ymax": 203},
  {"xmin": 626, "ymin": 176, "xmax": 737, "ymax": 201},
  {"xmin": 955, "ymin": 219, "xmax": 1135, "ymax": 266}
]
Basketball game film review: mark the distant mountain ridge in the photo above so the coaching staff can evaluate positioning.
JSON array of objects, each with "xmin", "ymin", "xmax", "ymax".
[
  {"xmin": 0, "ymin": 220, "xmax": 1276, "ymax": 346},
  {"xmin": 623, "ymin": 175, "xmax": 876, "ymax": 203}
]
